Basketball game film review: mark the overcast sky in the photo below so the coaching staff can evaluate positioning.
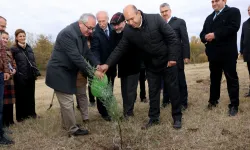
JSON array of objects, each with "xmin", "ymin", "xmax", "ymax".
[{"xmin": 0, "ymin": 0, "xmax": 249, "ymax": 45}]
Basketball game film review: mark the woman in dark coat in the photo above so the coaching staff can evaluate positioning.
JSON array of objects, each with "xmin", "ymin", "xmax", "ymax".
[
  {"xmin": 240, "ymin": 6, "xmax": 250, "ymax": 97},
  {"xmin": 1, "ymin": 31, "xmax": 16, "ymax": 126},
  {"xmin": 11, "ymin": 29, "xmax": 40, "ymax": 122}
]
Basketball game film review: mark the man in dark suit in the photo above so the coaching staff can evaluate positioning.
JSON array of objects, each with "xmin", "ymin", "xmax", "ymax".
[
  {"xmin": 46, "ymin": 13, "xmax": 104, "ymax": 136},
  {"xmin": 101, "ymin": 5, "xmax": 182, "ymax": 129},
  {"xmin": 110, "ymin": 12, "xmax": 141, "ymax": 119},
  {"xmin": 91, "ymin": 11, "xmax": 117, "ymax": 121},
  {"xmin": 240, "ymin": 6, "xmax": 250, "ymax": 97},
  {"xmin": 200, "ymin": 0, "xmax": 241, "ymax": 116},
  {"xmin": 160, "ymin": 3, "xmax": 190, "ymax": 110}
]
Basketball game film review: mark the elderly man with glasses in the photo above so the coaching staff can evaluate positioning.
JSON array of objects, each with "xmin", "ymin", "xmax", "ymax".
[{"xmin": 46, "ymin": 13, "xmax": 103, "ymax": 137}]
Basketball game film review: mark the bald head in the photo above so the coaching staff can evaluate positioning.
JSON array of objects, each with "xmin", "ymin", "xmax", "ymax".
[
  {"xmin": 123, "ymin": 5, "xmax": 142, "ymax": 28},
  {"xmin": 96, "ymin": 11, "xmax": 109, "ymax": 30},
  {"xmin": 123, "ymin": 5, "xmax": 137, "ymax": 14}
]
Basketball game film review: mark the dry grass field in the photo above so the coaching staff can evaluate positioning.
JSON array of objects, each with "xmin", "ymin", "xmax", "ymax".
[{"xmin": 1, "ymin": 60, "xmax": 250, "ymax": 150}]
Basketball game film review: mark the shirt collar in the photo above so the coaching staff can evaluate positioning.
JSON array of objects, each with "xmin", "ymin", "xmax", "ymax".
[
  {"xmin": 103, "ymin": 26, "xmax": 109, "ymax": 32},
  {"xmin": 138, "ymin": 16, "xmax": 143, "ymax": 28},
  {"xmin": 216, "ymin": 5, "xmax": 225, "ymax": 15},
  {"xmin": 167, "ymin": 16, "xmax": 173, "ymax": 23}
]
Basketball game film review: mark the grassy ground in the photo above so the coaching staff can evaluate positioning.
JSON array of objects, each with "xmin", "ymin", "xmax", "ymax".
[{"xmin": 1, "ymin": 60, "xmax": 250, "ymax": 150}]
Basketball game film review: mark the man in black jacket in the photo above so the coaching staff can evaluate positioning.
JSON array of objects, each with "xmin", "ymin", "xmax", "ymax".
[
  {"xmin": 160, "ymin": 3, "xmax": 190, "ymax": 110},
  {"xmin": 240, "ymin": 5, "xmax": 250, "ymax": 97},
  {"xmin": 200, "ymin": 0, "xmax": 241, "ymax": 116},
  {"xmin": 91, "ymin": 11, "xmax": 116, "ymax": 121},
  {"xmin": 46, "ymin": 13, "xmax": 103, "ymax": 136},
  {"xmin": 110, "ymin": 12, "xmax": 141, "ymax": 119},
  {"xmin": 101, "ymin": 5, "xmax": 182, "ymax": 129}
]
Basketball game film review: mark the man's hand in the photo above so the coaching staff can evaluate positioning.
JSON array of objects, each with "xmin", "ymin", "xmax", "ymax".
[
  {"xmin": 4, "ymin": 73, "xmax": 10, "ymax": 81},
  {"xmin": 167, "ymin": 61, "xmax": 177, "ymax": 67},
  {"xmin": 100, "ymin": 64, "xmax": 109, "ymax": 73},
  {"xmin": 94, "ymin": 70, "xmax": 104, "ymax": 79},
  {"xmin": 205, "ymin": 33, "xmax": 215, "ymax": 42},
  {"xmin": 184, "ymin": 58, "xmax": 190, "ymax": 64},
  {"xmin": 96, "ymin": 65, "xmax": 103, "ymax": 72},
  {"xmin": 10, "ymin": 69, "xmax": 16, "ymax": 75}
]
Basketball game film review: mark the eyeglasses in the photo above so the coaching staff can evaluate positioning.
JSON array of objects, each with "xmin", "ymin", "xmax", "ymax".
[{"xmin": 83, "ymin": 23, "xmax": 95, "ymax": 32}]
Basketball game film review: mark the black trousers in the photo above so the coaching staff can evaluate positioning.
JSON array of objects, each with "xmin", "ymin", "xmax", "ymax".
[
  {"xmin": 3, "ymin": 104, "xmax": 14, "ymax": 127},
  {"xmin": 88, "ymin": 86, "xmax": 95, "ymax": 103},
  {"xmin": 209, "ymin": 60, "xmax": 239, "ymax": 108},
  {"xmin": 96, "ymin": 74, "xmax": 115, "ymax": 117},
  {"xmin": 147, "ymin": 66, "xmax": 182, "ymax": 121},
  {"xmin": 121, "ymin": 73, "xmax": 139, "ymax": 116},
  {"xmin": 163, "ymin": 68, "xmax": 188, "ymax": 107},
  {"xmin": 14, "ymin": 78, "xmax": 37, "ymax": 122},
  {"xmin": 139, "ymin": 68, "xmax": 146, "ymax": 100},
  {"xmin": 247, "ymin": 62, "xmax": 250, "ymax": 75}
]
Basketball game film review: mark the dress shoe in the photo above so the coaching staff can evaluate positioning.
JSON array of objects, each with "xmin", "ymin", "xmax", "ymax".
[
  {"xmin": 173, "ymin": 120, "xmax": 182, "ymax": 129},
  {"xmin": 141, "ymin": 98, "xmax": 148, "ymax": 103},
  {"xmin": 141, "ymin": 119, "xmax": 160, "ymax": 130},
  {"xmin": 228, "ymin": 106, "xmax": 238, "ymax": 116},
  {"xmin": 102, "ymin": 116, "xmax": 111, "ymax": 121},
  {"xmin": 182, "ymin": 105, "xmax": 188, "ymax": 111},
  {"xmin": 71, "ymin": 129, "xmax": 89, "ymax": 137},
  {"xmin": 123, "ymin": 113, "xmax": 134, "ymax": 120},
  {"xmin": 161, "ymin": 102, "xmax": 170, "ymax": 108},
  {"xmin": 207, "ymin": 103, "xmax": 217, "ymax": 110},
  {"xmin": 0, "ymin": 135, "xmax": 14, "ymax": 145},
  {"xmin": 83, "ymin": 119, "xmax": 89, "ymax": 123}
]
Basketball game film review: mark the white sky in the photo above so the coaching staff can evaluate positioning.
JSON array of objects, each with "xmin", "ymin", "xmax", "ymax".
[{"xmin": 0, "ymin": 0, "xmax": 249, "ymax": 47}]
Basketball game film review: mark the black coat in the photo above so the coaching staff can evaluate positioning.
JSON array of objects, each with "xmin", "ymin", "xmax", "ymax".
[
  {"xmin": 46, "ymin": 22, "xmax": 100, "ymax": 94},
  {"xmin": 11, "ymin": 44, "xmax": 37, "ymax": 82},
  {"xmin": 110, "ymin": 29, "xmax": 141, "ymax": 78},
  {"xmin": 168, "ymin": 17, "xmax": 190, "ymax": 69},
  {"xmin": 106, "ymin": 12, "xmax": 180, "ymax": 72},
  {"xmin": 240, "ymin": 18, "xmax": 250, "ymax": 62},
  {"xmin": 200, "ymin": 5, "xmax": 241, "ymax": 61},
  {"xmin": 91, "ymin": 24, "xmax": 116, "ymax": 77}
]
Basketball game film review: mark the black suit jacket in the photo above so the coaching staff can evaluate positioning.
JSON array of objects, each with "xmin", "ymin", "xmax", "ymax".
[
  {"xmin": 46, "ymin": 22, "xmax": 99, "ymax": 94},
  {"xmin": 240, "ymin": 18, "xmax": 250, "ymax": 62},
  {"xmin": 168, "ymin": 17, "xmax": 190, "ymax": 69},
  {"xmin": 106, "ymin": 12, "xmax": 180, "ymax": 72},
  {"xmin": 110, "ymin": 29, "xmax": 141, "ymax": 78},
  {"xmin": 91, "ymin": 24, "xmax": 116, "ymax": 77},
  {"xmin": 200, "ymin": 5, "xmax": 241, "ymax": 61}
]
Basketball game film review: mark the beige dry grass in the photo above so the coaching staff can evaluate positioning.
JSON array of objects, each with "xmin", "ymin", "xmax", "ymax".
[{"xmin": 1, "ymin": 60, "xmax": 250, "ymax": 150}]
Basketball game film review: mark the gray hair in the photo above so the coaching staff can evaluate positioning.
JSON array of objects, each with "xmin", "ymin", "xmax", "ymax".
[
  {"xmin": 0, "ymin": 16, "xmax": 7, "ymax": 21},
  {"xmin": 160, "ymin": 3, "xmax": 171, "ymax": 9},
  {"xmin": 79, "ymin": 13, "xmax": 96, "ymax": 23},
  {"xmin": 96, "ymin": 11, "xmax": 109, "ymax": 20}
]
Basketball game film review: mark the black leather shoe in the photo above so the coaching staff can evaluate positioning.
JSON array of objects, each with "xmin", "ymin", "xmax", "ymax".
[
  {"xmin": 173, "ymin": 120, "xmax": 182, "ymax": 129},
  {"xmin": 0, "ymin": 135, "xmax": 14, "ymax": 145},
  {"xmin": 162, "ymin": 102, "xmax": 170, "ymax": 108},
  {"xmin": 141, "ymin": 119, "xmax": 160, "ymax": 130},
  {"xmin": 141, "ymin": 98, "xmax": 148, "ymax": 103},
  {"xmin": 182, "ymin": 105, "xmax": 188, "ymax": 111},
  {"xmin": 207, "ymin": 103, "xmax": 217, "ymax": 110},
  {"xmin": 102, "ymin": 116, "xmax": 111, "ymax": 121},
  {"xmin": 228, "ymin": 106, "xmax": 238, "ymax": 116},
  {"xmin": 71, "ymin": 129, "xmax": 89, "ymax": 136}
]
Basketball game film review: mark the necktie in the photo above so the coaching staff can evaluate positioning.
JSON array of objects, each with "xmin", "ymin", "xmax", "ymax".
[
  {"xmin": 105, "ymin": 29, "xmax": 109, "ymax": 38},
  {"xmin": 213, "ymin": 12, "xmax": 219, "ymax": 20}
]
